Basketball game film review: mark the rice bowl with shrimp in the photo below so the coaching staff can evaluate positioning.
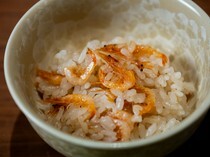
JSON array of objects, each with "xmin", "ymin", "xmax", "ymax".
[{"xmin": 34, "ymin": 37, "xmax": 195, "ymax": 142}]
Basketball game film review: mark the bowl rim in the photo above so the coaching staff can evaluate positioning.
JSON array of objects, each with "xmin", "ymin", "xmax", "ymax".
[{"xmin": 4, "ymin": 0, "xmax": 210, "ymax": 149}]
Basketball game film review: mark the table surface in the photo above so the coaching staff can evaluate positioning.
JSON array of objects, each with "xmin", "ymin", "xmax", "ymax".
[{"xmin": 0, "ymin": 0, "xmax": 209, "ymax": 156}]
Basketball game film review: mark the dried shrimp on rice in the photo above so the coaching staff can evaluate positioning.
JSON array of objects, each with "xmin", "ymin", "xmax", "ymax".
[{"xmin": 35, "ymin": 38, "xmax": 195, "ymax": 142}]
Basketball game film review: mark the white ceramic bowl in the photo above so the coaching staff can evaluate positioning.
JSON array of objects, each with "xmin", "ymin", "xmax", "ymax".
[{"xmin": 4, "ymin": 0, "xmax": 210, "ymax": 157}]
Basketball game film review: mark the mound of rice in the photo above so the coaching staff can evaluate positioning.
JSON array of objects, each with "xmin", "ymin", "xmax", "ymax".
[{"xmin": 35, "ymin": 37, "xmax": 195, "ymax": 142}]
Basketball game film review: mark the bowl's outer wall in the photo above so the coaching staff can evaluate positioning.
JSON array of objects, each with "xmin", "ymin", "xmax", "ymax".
[{"xmin": 28, "ymin": 112, "xmax": 207, "ymax": 157}]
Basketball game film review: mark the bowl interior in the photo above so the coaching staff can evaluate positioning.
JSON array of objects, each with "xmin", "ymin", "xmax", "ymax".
[{"xmin": 5, "ymin": 0, "xmax": 210, "ymax": 148}]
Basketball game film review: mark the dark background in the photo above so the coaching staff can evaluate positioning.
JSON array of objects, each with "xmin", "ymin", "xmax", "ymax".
[{"xmin": 0, "ymin": 0, "xmax": 209, "ymax": 156}]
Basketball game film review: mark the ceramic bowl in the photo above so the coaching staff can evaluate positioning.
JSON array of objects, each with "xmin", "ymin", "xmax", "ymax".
[{"xmin": 4, "ymin": 0, "xmax": 210, "ymax": 157}]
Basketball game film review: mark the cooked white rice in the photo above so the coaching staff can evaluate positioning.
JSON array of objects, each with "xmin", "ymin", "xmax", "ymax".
[{"xmin": 35, "ymin": 38, "xmax": 195, "ymax": 142}]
